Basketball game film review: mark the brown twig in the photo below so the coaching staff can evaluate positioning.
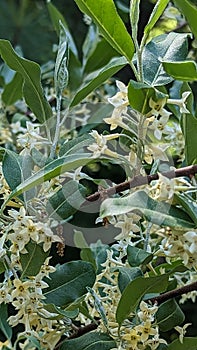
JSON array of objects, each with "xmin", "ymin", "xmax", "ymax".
[{"xmin": 85, "ymin": 164, "xmax": 197, "ymax": 203}]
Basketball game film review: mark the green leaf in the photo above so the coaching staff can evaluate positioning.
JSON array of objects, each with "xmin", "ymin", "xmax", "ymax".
[
  {"xmin": 118, "ymin": 266, "xmax": 142, "ymax": 293},
  {"xmin": 116, "ymin": 274, "xmax": 169, "ymax": 325},
  {"xmin": 46, "ymin": 180, "xmax": 87, "ymax": 220},
  {"xmin": 142, "ymin": 33, "xmax": 189, "ymax": 86},
  {"xmin": 162, "ymin": 60, "xmax": 197, "ymax": 81},
  {"xmin": 2, "ymin": 151, "xmax": 35, "ymax": 202},
  {"xmin": 54, "ymin": 21, "xmax": 69, "ymax": 97},
  {"xmin": 1, "ymin": 153, "xmax": 92, "ymax": 213},
  {"xmin": 20, "ymin": 241, "xmax": 49, "ymax": 278},
  {"xmin": 41, "ymin": 303, "xmax": 79, "ymax": 320},
  {"xmin": 60, "ymin": 331, "xmax": 116, "ymax": 350},
  {"xmin": 156, "ymin": 299, "xmax": 185, "ymax": 332},
  {"xmin": 168, "ymin": 337, "xmax": 197, "ymax": 350},
  {"xmin": 144, "ymin": 0, "xmax": 170, "ymax": 36},
  {"xmin": 44, "ymin": 261, "xmax": 96, "ymax": 307},
  {"xmin": 0, "ymin": 40, "xmax": 53, "ymax": 123},
  {"xmin": 59, "ymin": 134, "xmax": 93, "ymax": 157},
  {"xmin": 0, "ymin": 303, "xmax": 12, "ymax": 340},
  {"xmin": 173, "ymin": 0, "xmax": 197, "ymax": 39},
  {"xmin": 100, "ymin": 190, "xmax": 195, "ymax": 229},
  {"xmin": 74, "ymin": 0, "xmax": 134, "ymax": 62},
  {"xmin": 47, "ymin": 1, "xmax": 78, "ymax": 57},
  {"xmin": 2, "ymin": 72, "xmax": 23, "ymax": 105},
  {"xmin": 180, "ymin": 83, "xmax": 197, "ymax": 164},
  {"xmin": 127, "ymin": 245, "xmax": 153, "ymax": 267},
  {"xmin": 70, "ymin": 56, "xmax": 128, "ymax": 107},
  {"xmin": 128, "ymin": 80, "xmax": 155, "ymax": 114},
  {"xmin": 175, "ymin": 193, "xmax": 197, "ymax": 226}
]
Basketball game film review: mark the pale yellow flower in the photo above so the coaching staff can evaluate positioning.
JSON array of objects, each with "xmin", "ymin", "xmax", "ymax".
[
  {"xmin": 167, "ymin": 91, "xmax": 191, "ymax": 114},
  {"xmin": 174, "ymin": 323, "xmax": 191, "ymax": 343}
]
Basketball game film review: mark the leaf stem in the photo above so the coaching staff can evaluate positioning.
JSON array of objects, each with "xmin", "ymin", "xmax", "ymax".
[{"xmin": 49, "ymin": 96, "xmax": 62, "ymax": 159}]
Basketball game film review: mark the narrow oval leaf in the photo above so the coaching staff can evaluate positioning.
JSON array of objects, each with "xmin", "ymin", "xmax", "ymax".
[
  {"xmin": 46, "ymin": 180, "xmax": 87, "ymax": 220},
  {"xmin": 100, "ymin": 190, "xmax": 195, "ymax": 229},
  {"xmin": 162, "ymin": 60, "xmax": 197, "ymax": 81},
  {"xmin": 144, "ymin": 0, "xmax": 170, "ymax": 35},
  {"xmin": 168, "ymin": 337, "xmax": 197, "ymax": 350},
  {"xmin": 0, "ymin": 303, "xmax": 12, "ymax": 340},
  {"xmin": 118, "ymin": 266, "xmax": 142, "ymax": 293},
  {"xmin": 175, "ymin": 193, "xmax": 197, "ymax": 226},
  {"xmin": 41, "ymin": 304, "xmax": 79, "ymax": 320},
  {"xmin": 174, "ymin": 0, "xmax": 197, "ymax": 39},
  {"xmin": 116, "ymin": 274, "xmax": 169, "ymax": 325},
  {"xmin": 74, "ymin": 0, "xmax": 135, "ymax": 62},
  {"xmin": 44, "ymin": 261, "xmax": 96, "ymax": 307},
  {"xmin": 2, "ymin": 71, "xmax": 23, "ymax": 105},
  {"xmin": 0, "ymin": 40, "xmax": 52, "ymax": 123},
  {"xmin": 20, "ymin": 241, "xmax": 49, "ymax": 278},
  {"xmin": 70, "ymin": 56, "xmax": 127, "ymax": 107},
  {"xmin": 60, "ymin": 331, "xmax": 116, "ymax": 350},
  {"xmin": 127, "ymin": 245, "xmax": 153, "ymax": 267},
  {"xmin": 1, "ymin": 153, "xmax": 92, "ymax": 213},
  {"xmin": 143, "ymin": 33, "xmax": 189, "ymax": 86},
  {"xmin": 156, "ymin": 299, "xmax": 185, "ymax": 332}
]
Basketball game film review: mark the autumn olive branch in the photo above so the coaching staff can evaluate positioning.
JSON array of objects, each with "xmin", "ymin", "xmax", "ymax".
[
  {"xmin": 148, "ymin": 281, "xmax": 197, "ymax": 305},
  {"xmin": 85, "ymin": 164, "xmax": 197, "ymax": 203}
]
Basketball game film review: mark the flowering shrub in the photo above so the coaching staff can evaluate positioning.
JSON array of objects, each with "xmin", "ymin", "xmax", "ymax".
[{"xmin": 0, "ymin": 0, "xmax": 197, "ymax": 349}]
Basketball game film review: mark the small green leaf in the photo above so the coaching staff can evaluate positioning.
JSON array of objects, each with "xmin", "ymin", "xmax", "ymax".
[
  {"xmin": 2, "ymin": 72, "xmax": 23, "ymax": 105},
  {"xmin": 100, "ymin": 190, "xmax": 195, "ymax": 229},
  {"xmin": 59, "ymin": 134, "xmax": 93, "ymax": 157},
  {"xmin": 118, "ymin": 266, "xmax": 142, "ymax": 293},
  {"xmin": 144, "ymin": 0, "xmax": 170, "ymax": 36},
  {"xmin": 1, "ymin": 153, "xmax": 92, "ymax": 213},
  {"xmin": 0, "ymin": 40, "xmax": 52, "ymax": 123},
  {"xmin": 46, "ymin": 180, "xmax": 87, "ymax": 220},
  {"xmin": 168, "ymin": 337, "xmax": 197, "ymax": 350},
  {"xmin": 41, "ymin": 303, "xmax": 79, "ymax": 320},
  {"xmin": 60, "ymin": 331, "xmax": 116, "ymax": 350},
  {"xmin": 128, "ymin": 80, "xmax": 155, "ymax": 114},
  {"xmin": 175, "ymin": 193, "xmax": 197, "ymax": 226},
  {"xmin": 70, "ymin": 56, "xmax": 128, "ymax": 107},
  {"xmin": 174, "ymin": 0, "xmax": 197, "ymax": 39},
  {"xmin": 162, "ymin": 61, "xmax": 197, "ymax": 81},
  {"xmin": 74, "ymin": 0, "xmax": 135, "ymax": 62},
  {"xmin": 127, "ymin": 245, "xmax": 153, "ymax": 267},
  {"xmin": 156, "ymin": 299, "xmax": 185, "ymax": 332},
  {"xmin": 44, "ymin": 261, "xmax": 96, "ymax": 307},
  {"xmin": 47, "ymin": 1, "xmax": 78, "ymax": 57},
  {"xmin": 20, "ymin": 241, "xmax": 49, "ymax": 278},
  {"xmin": 116, "ymin": 274, "xmax": 169, "ymax": 325},
  {"xmin": 0, "ymin": 303, "xmax": 12, "ymax": 340},
  {"xmin": 143, "ymin": 33, "xmax": 189, "ymax": 86}
]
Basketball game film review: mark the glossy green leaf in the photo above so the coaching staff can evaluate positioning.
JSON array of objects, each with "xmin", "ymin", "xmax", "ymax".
[
  {"xmin": 1, "ymin": 153, "xmax": 92, "ymax": 213},
  {"xmin": 118, "ymin": 267, "xmax": 142, "ymax": 293},
  {"xmin": 144, "ymin": 0, "xmax": 170, "ymax": 35},
  {"xmin": 80, "ymin": 248, "xmax": 97, "ymax": 270},
  {"xmin": 0, "ymin": 40, "xmax": 53, "ymax": 123},
  {"xmin": 116, "ymin": 274, "xmax": 169, "ymax": 325},
  {"xmin": 47, "ymin": 1, "xmax": 78, "ymax": 56},
  {"xmin": 2, "ymin": 72, "xmax": 23, "ymax": 105},
  {"xmin": 44, "ymin": 261, "xmax": 96, "ymax": 307},
  {"xmin": 20, "ymin": 241, "xmax": 49, "ymax": 278},
  {"xmin": 180, "ymin": 83, "xmax": 197, "ymax": 164},
  {"xmin": 156, "ymin": 299, "xmax": 185, "ymax": 332},
  {"xmin": 0, "ymin": 303, "xmax": 12, "ymax": 340},
  {"xmin": 74, "ymin": 0, "xmax": 134, "ymax": 62},
  {"xmin": 175, "ymin": 193, "xmax": 197, "ymax": 226},
  {"xmin": 142, "ymin": 33, "xmax": 189, "ymax": 86},
  {"xmin": 70, "ymin": 56, "xmax": 128, "ymax": 107},
  {"xmin": 100, "ymin": 190, "xmax": 195, "ymax": 229},
  {"xmin": 127, "ymin": 245, "xmax": 153, "ymax": 267},
  {"xmin": 163, "ymin": 60, "xmax": 197, "ymax": 81},
  {"xmin": 174, "ymin": 0, "xmax": 197, "ymax": 39},
  {"xmin": 2, "ymin": 151, "xmax": 35, "ymax": 202},
  {"xmin": 128, "ymin": 80, "xmax": 155, "ymax": 114},
  {"xmin": 168, "ymin": 337, "xmax": 197, "ymax": 350},
  {"xmin": 46, "ymin": 180, "xmax": 87, "ymax": 220},
  {"xmin": 60, "ymin": 331, "xmax": 116, "ymax": 350},
  {"xmin": 41, "ymin": 303, "xmax": 79, "ymax": 320},
  {"xmin": 59, "ymin": 134, "xmax": 93, "ymax": 157}
]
